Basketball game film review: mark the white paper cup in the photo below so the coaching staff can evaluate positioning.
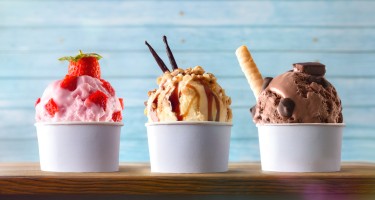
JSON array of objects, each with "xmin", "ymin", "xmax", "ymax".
[
  {"xmin": 257, "ymin": 123, "xmax": 344, "ymax": 172},
  {"xmin": 35, "ymin": 122, "xmax": 123, "ymax": 172},
  {"xmin": 146, "ymin": 122, "xmax": 232, "ymax": 173}
]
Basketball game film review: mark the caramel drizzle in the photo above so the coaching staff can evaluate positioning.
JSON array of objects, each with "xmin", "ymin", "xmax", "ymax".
[
  {"xmin": 183, "ymin": 84, "xmax": 200, "ymax": 118},
  {"xmin": 203, "ymin": 84, "xmax": 221, "ymax": 121},
  {"xmin": 153, "ymin": 81, "xmax": 221, "ymax": 122}
]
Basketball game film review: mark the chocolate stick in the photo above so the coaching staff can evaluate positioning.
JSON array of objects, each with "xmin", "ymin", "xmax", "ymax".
[
  {"xmin": 163, "ymin": 35, "xmax": 178, "ymax": 70},
  {"xmin": 145, "ymin": 41, "xmax": 170, "ymax": 72}
]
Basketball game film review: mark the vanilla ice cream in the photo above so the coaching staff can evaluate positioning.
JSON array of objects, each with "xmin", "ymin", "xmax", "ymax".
[{"xmin": 145, "ymin": 66, "xmax": 232, "ymax": 122}]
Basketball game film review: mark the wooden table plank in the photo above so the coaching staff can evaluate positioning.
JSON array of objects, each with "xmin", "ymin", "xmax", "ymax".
[{"xmin": 0, "ymin": 162, "xmax": 374, "ymax": 196}]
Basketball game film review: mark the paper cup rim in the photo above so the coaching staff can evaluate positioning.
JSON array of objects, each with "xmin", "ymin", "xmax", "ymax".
[
  {"xmin": 256, "ymin": 123, "xmax": 345, "ymax": 127},
  {"xmin": 145, "ymin": 121, "xmax": 232, "ymax": 126},
  {"xmin": 35, "ymin": 122, "xmax": 124, "ymax": 126}
]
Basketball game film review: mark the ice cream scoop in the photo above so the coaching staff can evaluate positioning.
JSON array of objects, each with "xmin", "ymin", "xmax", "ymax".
[
  {"xmin": 144, "ymin": 36, "xmax": 232, "ymax": 122},
  {"xmin": 253, "ymin": 62, "xmax": 343, "ymax": 124},
  {"xmin": 35, "ymin": 51, "xmax": 124, "ymax": 122},
  {"xmin": 236, "ymin": 46, "xmax": 343, "ymax": 124}
]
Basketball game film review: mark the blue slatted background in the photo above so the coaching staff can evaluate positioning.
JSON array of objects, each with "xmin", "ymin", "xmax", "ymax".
[{"xmin": 0, "ymin": 0, "xmax": 374, "ymax": 162}]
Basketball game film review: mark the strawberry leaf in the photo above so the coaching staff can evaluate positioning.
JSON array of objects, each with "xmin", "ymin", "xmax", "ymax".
[{"xmin": 58, "ymin": 50, "xmax": 103, "ymax": 62}]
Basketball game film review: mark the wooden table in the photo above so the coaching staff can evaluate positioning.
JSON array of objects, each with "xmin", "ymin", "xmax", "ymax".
[{"xmin": 0, "ymin": 162, "xmax": 374, "ymax": 200}]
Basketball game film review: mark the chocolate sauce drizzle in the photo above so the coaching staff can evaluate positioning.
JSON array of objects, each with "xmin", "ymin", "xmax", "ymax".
[
  {"xmin": 169, "ymin": 84, "xmax": 183, "ymax": 121},
  {"xmin": 164, "ymin": 82, "xmax": 221, "ymax": 121}
]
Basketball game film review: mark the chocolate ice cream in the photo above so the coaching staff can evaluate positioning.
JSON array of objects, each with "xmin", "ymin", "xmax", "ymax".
[
  {"xmin": 235, "ymin": 45, "xmax": 343, "ymax": 124},
  {"xmin": 252, "ymin": 62, "xmax": 343, "ymax": 124}
]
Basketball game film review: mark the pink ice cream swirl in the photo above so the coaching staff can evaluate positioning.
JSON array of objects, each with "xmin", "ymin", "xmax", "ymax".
[{"xmin": 35, "ymin": 75, "xmax": 123, "ymax": 122}]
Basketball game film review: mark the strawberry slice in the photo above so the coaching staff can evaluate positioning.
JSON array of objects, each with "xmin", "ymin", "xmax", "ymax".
[
  {"xmin": 35, "ymin": 98, "xmax": 41, "ymax": 107},
  {"xmin": 112, "ymin": 111, "xmax": 122, "ymax": 122},
  {"xmin": 59, "ymin": 50, "xmax": 102, "ymax": 78},
  {"xmin": 45, "ymin": 98, "xmax": 58, "ymax": 116},
  {"xmin": 100, "ymin": 79, "xmax": 115, "ymax": 96},
  {"xmin": 119, "ymin": 98, "xmax": 124, "ymax": 110},
  {"xmin": 87, "ymin": 90, "xmax": 108, "ymax": 111},
  {"xmin": 60, "ymin": 75, "xmax": 78, "ymax": 91}
]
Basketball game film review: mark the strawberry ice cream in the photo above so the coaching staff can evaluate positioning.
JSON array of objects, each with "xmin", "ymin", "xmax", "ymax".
[
  {"xmin": 35, "ymin": 51, "xmax": 124, "ymax": 122},
  {"xmin": 35, "ymin": 76, "xmax": 123, "ymax": 122}
]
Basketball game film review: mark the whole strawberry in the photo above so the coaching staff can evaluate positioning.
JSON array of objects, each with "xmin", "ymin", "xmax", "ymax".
[{"xmin": 59, "ymin": 50, "xmax": 102, "ymax": 78}]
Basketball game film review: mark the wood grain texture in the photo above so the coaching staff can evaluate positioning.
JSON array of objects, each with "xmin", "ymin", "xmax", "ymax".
[
  {"xmin": 1, "ymin": 1, "xmax": 374, "ymax": 26},
  {"xmin": 0, "ymin": 163, "xmax": 374, "ymax": 196},
  {"xmin": 2, "ymin": 27, "xmax": 375, "ymax": 53},
  {"xmin": 2, "ymin": 52, "xmax": 375, "ymax": 78}
]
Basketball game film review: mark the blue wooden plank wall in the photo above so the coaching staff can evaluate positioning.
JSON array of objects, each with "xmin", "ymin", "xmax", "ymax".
[{"xmin": 0, "ymin": 0, "xmax": 374, "ymax": 162}]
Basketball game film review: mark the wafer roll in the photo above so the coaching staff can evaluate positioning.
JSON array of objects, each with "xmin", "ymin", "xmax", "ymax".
[{"xmin": 235, "ymin": 45, "xmax": 263, "ymax": 99}]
